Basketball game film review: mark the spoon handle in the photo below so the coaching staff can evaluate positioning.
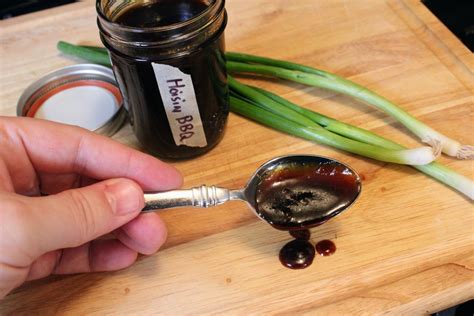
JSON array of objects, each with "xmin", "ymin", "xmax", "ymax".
[{"xmin": 143, "ymin": 185, "xmax": 237, "ymax": 212}]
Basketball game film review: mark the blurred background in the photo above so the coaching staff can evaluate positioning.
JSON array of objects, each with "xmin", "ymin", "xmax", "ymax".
[
  {"xmin": 7, "ymin": 0, "xmax": 472, "ymax": 52},
  {"xmin": 0, "ymin": 0, "xmax": 78, "ymax": 20}
]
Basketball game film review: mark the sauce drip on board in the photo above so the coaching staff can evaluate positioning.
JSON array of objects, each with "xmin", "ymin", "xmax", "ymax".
[
  {"xmin": 315, "ymin": 239, "xmax": 337, "ymax": 256},
  {"xmin": 279, "ymin": 237, "xmax": 315, "ymax": 269},
  {"xmin": 279, "ymin": 230, "xmax": 337, "ymax": 269},
  {"xmin": 256, "ymin": 159, "xmax": 355, "ymax": 269}
]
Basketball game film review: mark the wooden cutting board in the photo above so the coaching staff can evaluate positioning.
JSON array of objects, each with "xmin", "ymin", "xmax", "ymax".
[{"xmin": 0, "ymin": 0, "xmax": 472, "ymax": 314}]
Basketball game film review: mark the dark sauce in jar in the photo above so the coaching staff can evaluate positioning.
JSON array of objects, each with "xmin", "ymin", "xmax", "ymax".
[
  {"xmin": 99, "ymin": 0, "xmax": 228, "ymax": 159},
  {"xmin": 116, "ymin": 1, "xmax": 208, "ymax": 27},
  {"xmin": 255, "ymin": 160, "xmax": 360, "ymax": 230}
]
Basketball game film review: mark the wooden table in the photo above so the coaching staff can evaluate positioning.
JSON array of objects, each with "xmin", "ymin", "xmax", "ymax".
[{"xmin": 1, "ymin": 0, "xmax": 473, "ymax": 314}]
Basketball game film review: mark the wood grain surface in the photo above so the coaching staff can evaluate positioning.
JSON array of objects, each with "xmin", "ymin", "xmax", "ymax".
[{"xmin": 0, "ymin": 0, "xmax": 473, "ymax": 314}]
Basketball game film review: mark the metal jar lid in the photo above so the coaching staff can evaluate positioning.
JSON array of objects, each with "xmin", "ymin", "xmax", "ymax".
[{"xmin": 17, "ymin": 64, "xmax": 127, "ymax": 136}]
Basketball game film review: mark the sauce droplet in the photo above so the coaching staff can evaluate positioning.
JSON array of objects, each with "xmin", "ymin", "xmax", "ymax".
[
  {"xmin": 279, "ymin": 230, "xmax": 337, "ymax": 269},
  {"xmin": 315, "ymin": 239, "xmax": 336, "ymax": 256},
  {"xmin": 279, "ymin": 239, "xmax": 315, "ymax": 269}
]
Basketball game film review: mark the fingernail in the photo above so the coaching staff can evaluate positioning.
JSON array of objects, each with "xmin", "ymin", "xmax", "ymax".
[{"xmin": 105, "ymin": 180, "xmax": 142, "ymax": 215}]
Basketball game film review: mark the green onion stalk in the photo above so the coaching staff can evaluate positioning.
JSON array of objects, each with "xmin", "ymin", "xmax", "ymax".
[
  {"xmin": 228, "ymin": 76, "xmax": 436, "ymax": 166},
  {"xmin": 55, "ymin": 41, "xmax": 474, "ymax": 200},
  {"xmin": 57, "ymin": 41, "xmax": 111, "ymax": 66},
  {"xmin": 226, "ymin": 52, "xmax": 473, "ymax": 160},
  {"xmin": 229, "ymin": 79, "xmax": 473, "ymax": 200}
]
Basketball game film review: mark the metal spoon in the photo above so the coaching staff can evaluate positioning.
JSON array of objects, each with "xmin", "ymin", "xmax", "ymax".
[{"xmin": 143, "ymin": 155, "xmax": 361, "ymax": 230}]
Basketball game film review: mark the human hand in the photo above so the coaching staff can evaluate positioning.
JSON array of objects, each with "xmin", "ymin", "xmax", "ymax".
[{"xmin": 0, "ymin": 117, "xmax": 182, "ymax": 298}]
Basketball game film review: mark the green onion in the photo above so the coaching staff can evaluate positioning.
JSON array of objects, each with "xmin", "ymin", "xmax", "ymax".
[
  {"xmin": 252, "ymin": 85, "xmax": 395, "ymax": 148},
  {"xmin": 57, "ymin": 41, "xmax": 111, "ymax": 67},
  {"xmin": 80, "ymin": 45, "xmax": 109, "ymax": 55},
  {"xmin": 229, "ymin": 76, "xmax": 436, "ymax": 166},
  {"xmin": 229, "ymin": 82, "xmax": 473, "ymax": 200},
  {"xmin": 226, "ymin": 52, "xmax": 473, "ymax": 160}
]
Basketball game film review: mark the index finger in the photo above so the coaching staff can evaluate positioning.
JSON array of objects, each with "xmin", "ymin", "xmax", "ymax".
[{"xmin": 1, "ymin": 117, "xmax": 182, "ymax": 191}]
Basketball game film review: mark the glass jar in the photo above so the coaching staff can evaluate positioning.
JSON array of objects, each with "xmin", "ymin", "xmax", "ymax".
[{"xmin": 97, "ymin": 0, "xmax": 228, "ymax": 160}]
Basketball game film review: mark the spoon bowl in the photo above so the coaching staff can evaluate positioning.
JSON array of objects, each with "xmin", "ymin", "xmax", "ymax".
[{"xmin": 144, "ymin": 155, "xmax": 362, "ymax": 230}]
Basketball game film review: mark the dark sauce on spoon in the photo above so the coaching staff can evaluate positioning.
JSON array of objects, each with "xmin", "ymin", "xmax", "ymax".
[
  {"xmin": 256, "ymin": 160, "xmax": 360, "ymax": 230},
  {"xmin": 256, "ymin": 158, "xmax": 357, "ymax": 269}
]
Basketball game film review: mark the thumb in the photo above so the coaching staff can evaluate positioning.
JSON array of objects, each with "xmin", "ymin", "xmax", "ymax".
[{"xmin": 25, "ymin": 178, "xmax": 144, "ymax": 256}]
